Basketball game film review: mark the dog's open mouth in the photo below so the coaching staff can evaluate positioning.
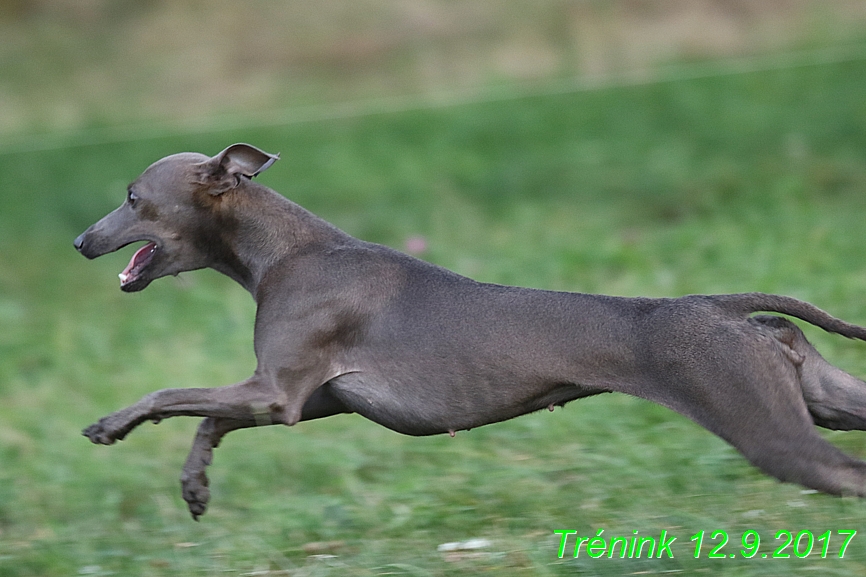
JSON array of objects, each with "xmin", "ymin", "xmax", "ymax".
[{"xmin": 119, "ymin": 241, "xmax": 157, "ymax": 287}]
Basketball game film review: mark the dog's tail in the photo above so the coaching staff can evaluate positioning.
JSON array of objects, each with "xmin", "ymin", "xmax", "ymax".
[{"xmin": 718, "ymin": 292, "xmax": 866, "ymax": 341}]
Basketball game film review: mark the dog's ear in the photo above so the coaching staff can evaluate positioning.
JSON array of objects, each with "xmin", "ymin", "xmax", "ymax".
[{"xmin": 196, "ymin": 143, "xmax": 280, "ymax": 195}]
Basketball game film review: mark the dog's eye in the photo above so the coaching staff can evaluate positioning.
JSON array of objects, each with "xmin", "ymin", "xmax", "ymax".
[{"xmin": 127, "ymin": 190, "xmax": 138, "ymax": 206}]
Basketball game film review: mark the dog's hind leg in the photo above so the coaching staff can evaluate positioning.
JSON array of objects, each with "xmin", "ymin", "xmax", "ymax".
[
  {"xmin": 726, "ymin": 411, "xmax": 866, "ymax": 497},
  {"xmin": 180, "ymin": 384, "xmax": 351, "ymax": 519},
  {"xmin": 683, "ymin": 375, "xmax": 866, "ymax": 497},
  {"xmin": 644, "ymin": 321, "xmax": 866, "ymax": 496},
  {"xmin": 752, "ymin": 315, "xmax": 866, "ymax": 431}
]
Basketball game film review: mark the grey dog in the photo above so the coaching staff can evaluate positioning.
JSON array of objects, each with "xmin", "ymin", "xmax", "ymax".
[{"xmin": 74, "ymin": 143, "xmax": 866, "ymax": 519}]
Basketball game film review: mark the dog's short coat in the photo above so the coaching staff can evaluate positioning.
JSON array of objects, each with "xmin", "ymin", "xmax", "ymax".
[{"xmin": 74, "ymin": 144, "xmax": 866, "ymax": 519}]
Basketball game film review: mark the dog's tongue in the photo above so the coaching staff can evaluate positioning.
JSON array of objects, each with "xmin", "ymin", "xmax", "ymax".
[{"xmin": 119, "ymin": 242, "xmax": 157, "ymax": 285}]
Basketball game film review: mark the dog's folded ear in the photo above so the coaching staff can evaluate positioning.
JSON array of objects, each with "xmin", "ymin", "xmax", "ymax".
[{"xmin": 196, "ymin": 143, "xmax": 280, "ymax": 195}]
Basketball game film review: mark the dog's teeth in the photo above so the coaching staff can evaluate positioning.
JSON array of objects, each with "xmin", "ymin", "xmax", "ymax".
[{"xmin": 119, "ymin": 272, "xmax": 129, "ymax": 283}]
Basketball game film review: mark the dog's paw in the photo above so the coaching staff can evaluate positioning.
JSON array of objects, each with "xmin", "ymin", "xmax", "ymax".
[
  {"xmin": 82, "ymin": 420, "xmax": 119, "ymax": 445},
  {"xmin": 181, "ymin": 469, "xmax": 210, "ymax": 521}
]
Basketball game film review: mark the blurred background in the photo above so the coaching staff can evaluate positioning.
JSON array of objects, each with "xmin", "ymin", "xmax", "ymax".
[
  {"xmin": 4, "ymin": 0, "xmax": 866, "ymax": 139},
  {"xmin": 4, "ymin": 1, "xmax": 866, "ymax": 575}
]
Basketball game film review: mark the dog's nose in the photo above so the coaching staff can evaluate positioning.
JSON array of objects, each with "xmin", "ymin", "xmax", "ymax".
[{"xmin": 73, "ymin": 233, "xmax": 85, "ymax": 252}]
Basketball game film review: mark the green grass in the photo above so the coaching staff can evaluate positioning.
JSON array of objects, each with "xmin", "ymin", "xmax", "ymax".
[{"xmin": 4, "ymin": 58, "xmax": 866, "ymax": 576}]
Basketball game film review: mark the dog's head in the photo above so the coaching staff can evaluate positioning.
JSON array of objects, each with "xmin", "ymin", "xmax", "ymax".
[{"xmin": 74, "ymin": 143, "xmax": 279, "ymax": 292}]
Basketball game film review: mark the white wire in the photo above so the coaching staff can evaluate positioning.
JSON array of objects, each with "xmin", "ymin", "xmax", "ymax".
[{"xmin": 2, "ymin": 43, "xmax": 866, "ymax": 156}]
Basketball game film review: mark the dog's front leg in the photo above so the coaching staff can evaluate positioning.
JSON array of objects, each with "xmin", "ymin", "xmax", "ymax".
[
  {"xmin": 83, "ymin": 377, "xmax": 287, "ymax": 445},
  {"xmin": 181, "ymin": 417, "xmax": 252, "ymax": 520},
  {"xmin": 179, "ymin": 384, "xmax": 351, "ymax": 519}
]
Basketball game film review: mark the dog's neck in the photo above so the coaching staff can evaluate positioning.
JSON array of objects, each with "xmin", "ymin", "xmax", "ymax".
[{"xmin": 205, "ymin": 181, "xmax": 348, "ymax": 297}]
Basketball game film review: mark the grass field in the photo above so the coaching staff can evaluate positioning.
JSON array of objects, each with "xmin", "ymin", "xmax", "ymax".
[{"xmin": 4, "ymin": 54, "xmax": 866, "ymax": 576}]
